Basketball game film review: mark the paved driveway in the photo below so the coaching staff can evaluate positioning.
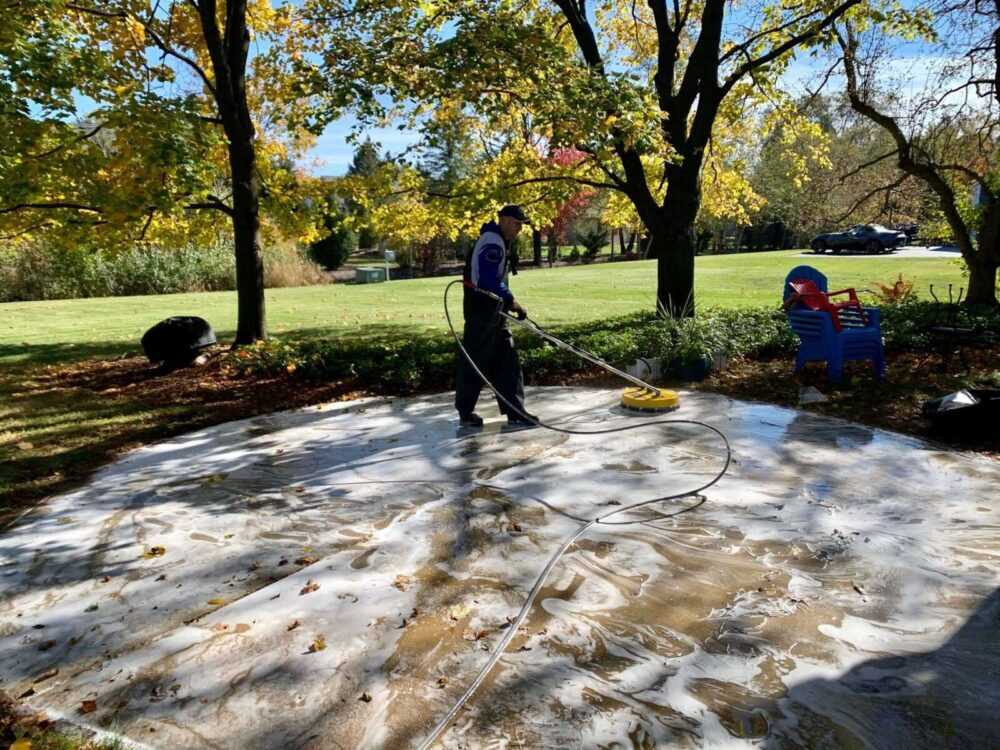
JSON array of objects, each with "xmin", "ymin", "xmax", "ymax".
[{"xmin": 798, "ymin": 245, "xmax": 961, "ymax": 258}]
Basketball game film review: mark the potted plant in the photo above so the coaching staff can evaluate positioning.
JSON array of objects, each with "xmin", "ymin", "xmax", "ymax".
[{"xmin": 671, "ymin": 318, "xmax": 726, "ymax": 381}]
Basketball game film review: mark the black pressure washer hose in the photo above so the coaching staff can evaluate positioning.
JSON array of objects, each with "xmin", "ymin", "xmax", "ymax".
[{"xmin": 414, "ymin": 281, "xmax": 733, "ymax": 750}]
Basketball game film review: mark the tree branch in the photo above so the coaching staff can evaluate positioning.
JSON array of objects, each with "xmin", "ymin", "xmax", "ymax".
[
  {"xmin": 68, "ymin": 2, "xmax": 218, "ymax": 97},
  {"xmin": 26, "ymin": 123, "xmax": 105, "ymax": 160},
  {"xmin": 720, "ymin": 6, "xmax": 821, "ymax": 64},
  {"xmin": 0, "ymin": 202, "xmax": 102, "ymax": 215},
  {"xmin": 66, "ymin": 2, "xmax": 125, "ymax": 18},
  {"xmin": 184, "ymin": 195, "xmax": 234, "ymax": 216},
  {"xmin": 0, "ymin": 221, "xmax": 54, "ymax": 240},
  {"xmin": 834, "ymin": 173, "xmax": 908, "ymax": 223},
  {"xmin": 138, "ymin": 208, "xmax": 157, "ymax": 240},
  {"xmin": 721, "ymin": 0, "xmax": 861, "ymax": 97},
  {"xmin": 938, "ymin": 162, "xmax": 991, "ymax": 192},
  {"xmin": 838, "ymin": 24, "xmax": 976, "ymax": 255},
  {"xmin": 840, "ymin": 149, "xmax": 898, "ymax": 181},
  {"xmin": 142, "ymin": 14, "xmax": 218, "ymax": 98}
]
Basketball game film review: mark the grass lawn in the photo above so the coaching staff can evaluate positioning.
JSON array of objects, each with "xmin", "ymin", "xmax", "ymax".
[{"xmin": 0, "ymin": 250, "xmax": 964, "ymax": 366}]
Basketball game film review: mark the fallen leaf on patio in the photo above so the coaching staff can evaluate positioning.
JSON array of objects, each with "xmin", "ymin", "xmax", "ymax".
[
  {"xmin": 294, "ymin": 486, "xmax": 306, "ymax": 494},
  {"xmin": 79, "ymin": 699, "xmax": 97, "ymax": 714},
  {"xmin": 392, "ymin": 575, "xmax": 411, "ymax": 591},
  {"xmin": 17, "ymin": 688, "xmax": 35, "ymax": 699},
  {"xmin": 300, "ymin": 580, "xmax": 320, "ymax": 595},
  {"xmin": 287, "ymin": 620, "xmax": 300, "ymax": 632},
  {"xmin": 17, "ymin": 442, "xmax": 34, "ymax": 451},
  {"xmin": 294, "ymin": 556, "xmax": 317, "ymax": 566},
  {"xmin": 206, "ymin": 598, "xmax": 226, "ymax": 606},
  {"xmin": 211, "ymin": 624, "xmax": 229, "ymax": 632},
  {"xmin": 85, "ymin": 603, "xmax": 98, "ymax": 612},
  {"xmin": 155, "ymin": 574, "xmax": 166, "ymax": 581},
  {"xmin": 99, "ymin": 576, "xmax": 110, "ymax": 583},
  {"xmin": 33, "ymin": 667, "xmax": 58, "ymax": 683},
  {"xmin": 143, "ymin": 546, "xmax": 166, "ymax": 559},
  {"xmin": 852, "ymin": 583, "xmax": 866, "ymax": 597},
  {"xmin": 448, "ymin": 603, "xmax": 471, "ymax": 621},
  {"xmin": 436, "ymin": 677, "xmax": 448, "ymax": 688},
  {"xmin": 359, "ymin": 692, "xmax": 372, "ymax": 702},
  {"xmin": 308, "ymin": 635, "xmax": 326, "ymax": 653},
  {"xmin": 10, "ymin": 739, "xmax": 32, "ymax": 750},
  {"xmin": 37, "ymin": 640, "xmax": 56, "ymax": 652}
]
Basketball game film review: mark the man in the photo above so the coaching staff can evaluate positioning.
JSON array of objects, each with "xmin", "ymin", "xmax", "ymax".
[{"xmin": 455, "ymin": 205, "xmax": 538, "ymax": 428}]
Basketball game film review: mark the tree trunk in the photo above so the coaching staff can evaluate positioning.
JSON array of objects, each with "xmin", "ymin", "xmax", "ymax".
[
  {"xmin": 625, "ymin": 231, "xmax": 636, "ymax": 254},
  {"xmin": 197, "ymin": 0, "xmax": 266, "ymax": 345},
  {"xmin": 966, "ymin": 200, "xmax": 999, "ymax": 306},
  {"xmin": 651, "ymin": 168, "xmax": 701, "ymax": 316},
  {"xmin": 229, "ymin": 133, "xmax": 266, "ymax": 344},
  {"xmin": 652, "ymin": 224, "xmax": 696, "ymax": 317},
  {"xmin": 532, "ymin": 228, "xmax": 542, "ymax": 266}
]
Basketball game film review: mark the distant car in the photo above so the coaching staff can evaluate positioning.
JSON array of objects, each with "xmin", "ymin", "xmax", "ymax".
[
  {"xmin": 811, "ymin": 224, "xmax": 908, "ymax": 254},
  {"xmin": 895, "ymin": 223, "xmax": 919, "ymax": 242}
]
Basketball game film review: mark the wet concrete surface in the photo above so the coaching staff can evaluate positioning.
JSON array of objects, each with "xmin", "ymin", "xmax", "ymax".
[{"xmin": 1, "ymin": 388, "xmax": 997, "ymax": 749}]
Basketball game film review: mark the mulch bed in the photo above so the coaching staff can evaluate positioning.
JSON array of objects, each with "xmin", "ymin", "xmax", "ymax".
[{"xmin": 697, "ymin": 347, "xmax": 999, "ymax": 457}]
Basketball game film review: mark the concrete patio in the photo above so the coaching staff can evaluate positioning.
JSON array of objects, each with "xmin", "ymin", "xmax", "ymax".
[{"xmin": 1, "ymin": 388, "xmax": 997, "ymax": 749}]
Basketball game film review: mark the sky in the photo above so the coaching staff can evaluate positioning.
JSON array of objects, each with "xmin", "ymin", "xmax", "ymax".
[{"xmin": 301, "ymin": 115, "xmax": 421, "ymax": 177}]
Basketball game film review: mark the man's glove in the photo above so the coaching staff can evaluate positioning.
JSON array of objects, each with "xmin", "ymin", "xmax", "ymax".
[{"xmin": 511, "ymin": 300, "xmax": 528, "ymax": 320}]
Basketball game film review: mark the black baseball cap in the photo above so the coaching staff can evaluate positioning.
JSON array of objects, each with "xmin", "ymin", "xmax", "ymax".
[{"xmin": 498, "ymin": 204, "xmax": 530, "ymax": 224}]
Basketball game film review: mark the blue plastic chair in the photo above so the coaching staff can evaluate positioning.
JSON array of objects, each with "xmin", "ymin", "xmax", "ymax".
[{"xmin": 784, "ymin": 265, "xmax": 886, "ymax": 383}]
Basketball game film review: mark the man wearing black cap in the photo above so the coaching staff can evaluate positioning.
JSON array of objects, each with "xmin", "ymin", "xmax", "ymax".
[{"xmin": 455, "ymin": 205, "xmax": 538, "ymax": 427}]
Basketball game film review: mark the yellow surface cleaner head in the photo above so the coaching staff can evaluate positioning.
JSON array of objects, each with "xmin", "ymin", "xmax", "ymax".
[{"xmin": 621, "ymin": 386, "xmax": 680, "ymax": 412}]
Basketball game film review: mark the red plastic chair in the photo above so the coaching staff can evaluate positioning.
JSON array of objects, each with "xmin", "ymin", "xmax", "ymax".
[{"xmin": 787, "ymin": 278, "xmax": 868, "ymax": 332}]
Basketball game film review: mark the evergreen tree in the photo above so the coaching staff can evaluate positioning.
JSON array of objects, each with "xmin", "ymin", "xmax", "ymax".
[{"xmin": 347, "ymin": 139, "xmax": 382, "ymax": 249}]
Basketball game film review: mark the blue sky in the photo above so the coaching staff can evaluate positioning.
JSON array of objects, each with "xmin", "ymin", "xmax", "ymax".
[{"xmin": 302, "ymin": 115, "xmax": 421, "ymax": 176}]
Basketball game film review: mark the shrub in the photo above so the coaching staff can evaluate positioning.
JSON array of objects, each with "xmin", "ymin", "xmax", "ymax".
[
  {"xmin": 576, "ymin": 227, "xmax": 606, "ymax": 258},
  {"xmin": 0, "ymin": 239, "xmax": 336, "ymax": 301},
  {"xmin": 307, "ymin": 215, "xmax": 356, "ymax": 270},
  {"xmin": 871, "ymin": 273, "xmax": 915, "ymax": 305},
  {"xmin": 395, "ymin": 247, "xmax": 415, "ymax": 270},
  {"xmin": 225, "ymin": 302, "xmax": 999, "ymax": 392},
  {"xmin": 0, "ymin": 241, "xmax": 235, "ymax": 301},
  {"xmin": 566, "ymin": 247, "xmax": 581, "ymax": 263},
  {"xmin": 264, "ymin": 244, "xmax": 329, "ymax": 288}
]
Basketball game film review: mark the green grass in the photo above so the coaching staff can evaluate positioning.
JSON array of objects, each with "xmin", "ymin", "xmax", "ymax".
[{"xmin": 0, "ymin": 250, "xmax": 965, "ymax": 367}]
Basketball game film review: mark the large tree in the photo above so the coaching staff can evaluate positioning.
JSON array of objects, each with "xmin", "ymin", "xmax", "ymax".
[
  {"xmin": 837, "ymin": 6, "xmax": 999, "ymax": 305},
  {"xmin": 320, "ymin": 0, "xmax": 886, "ymax": 315},
  {"xmin": 1, "ymin": 1, "xmax": 335, "ymax": 343}
]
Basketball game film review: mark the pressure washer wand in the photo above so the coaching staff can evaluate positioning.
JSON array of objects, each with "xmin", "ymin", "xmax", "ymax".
[
  {"xmin": 470, "ymin": 285, "xmax": 661, "ymax": 396},
  {"xmin": 498, "ymin": 309, "xmax": 662, "ymax": 396}
]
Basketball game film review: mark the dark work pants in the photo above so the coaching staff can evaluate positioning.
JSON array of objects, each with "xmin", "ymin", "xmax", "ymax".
[{"xmin": 455, "ymin": 313, "xmax": 526, "ymax": 417}]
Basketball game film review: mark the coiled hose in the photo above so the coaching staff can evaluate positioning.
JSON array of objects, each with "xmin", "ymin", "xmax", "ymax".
[{"xmin": 414, "ymin": 281, "xmax": 733, "ymax": 749}]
